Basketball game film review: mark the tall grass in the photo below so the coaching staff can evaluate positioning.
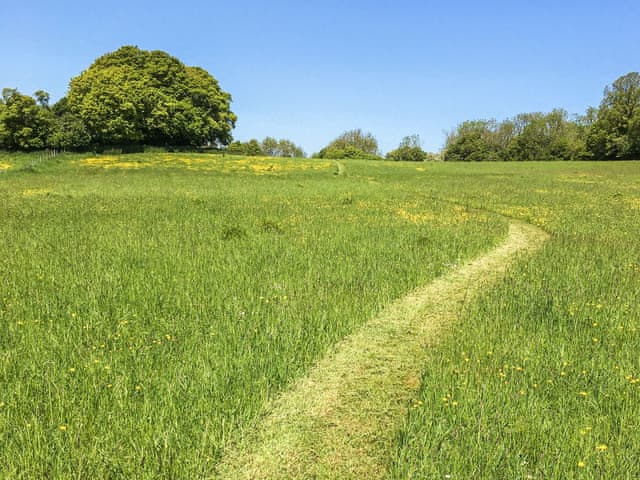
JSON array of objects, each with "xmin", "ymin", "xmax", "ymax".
[
  {"xmin": 0, "ymin": 153, "xmax": 502, "ymax": 478},
  {"xmin": 390, "ymin": 161, "xmax": 640, "ymax": 478}
]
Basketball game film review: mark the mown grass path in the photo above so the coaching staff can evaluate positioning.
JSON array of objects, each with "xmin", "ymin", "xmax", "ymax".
[{"xmin": 217, "ymin": 220, "xmax": 549, "ymax": 479}]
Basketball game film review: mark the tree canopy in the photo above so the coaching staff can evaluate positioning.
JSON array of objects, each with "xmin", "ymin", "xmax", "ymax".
[
  {"xmin": 66, "ymin": 46, "xmax": 236, "ymax": 147},
  {"xmin": 261, "ymin": 137, "xmax": 305, "ymax": 158},
  {"xmin": 443, "ymin": 110, "xmax": 588, "ymax": 162},
  {"xmin": 586, "ymin": 72, "xmax": 640, "ymax": 159},
  {"xmin": 223, "ymin": 137, "xmax": 306, "ymax": 157},
  {"xmin": 314, "ymin": 129, "xmax": 381, "ymax": 159},
  {"xmin": 0, "ymin": 88, "xmax": 53, "ymax": 150},
  {"xmin": 386, "ymin": 135, "xmax": 430, "ymax": 162}
]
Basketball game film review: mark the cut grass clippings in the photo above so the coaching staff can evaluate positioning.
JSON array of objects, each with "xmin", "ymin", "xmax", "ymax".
[{"xmin": 217, "ymin": 221, "xmax": 548, "ymax": 479}]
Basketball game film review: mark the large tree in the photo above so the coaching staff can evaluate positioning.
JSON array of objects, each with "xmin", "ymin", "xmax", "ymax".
[
  {"xmin": 587, "ymin": 72, "xmax": 640, "ymax": 159},
  {"xmin": 66, "ymin": 46, "xmax": 236, "ymax": 147}
]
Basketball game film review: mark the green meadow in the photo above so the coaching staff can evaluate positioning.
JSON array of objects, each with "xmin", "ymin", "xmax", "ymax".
[{"xmin": 1, "ymin": 153, "xmax": 639, "ymax": 478}]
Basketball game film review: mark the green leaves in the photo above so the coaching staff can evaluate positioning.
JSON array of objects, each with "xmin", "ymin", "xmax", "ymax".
[
  {"xmin": 66, "ymin": 46, "xmax": 236, "ymax": 147},
  {"xmin": 444, "ymin": 112, "xmax": 588, "ymax": 162},
  {"xmin": 386, "ymin": 135, "xmax": 432, "ymax": 162},
  {"xmin": 0, "ymin": 89, "xmax": 53, "ymax": 150},
  {"xmin": 315, "ymin": 129, "xmax": 381, "ymax": 160},
  {"xmin": 587, "ymin": 72, "xmax": 640, "ymax": 159}
]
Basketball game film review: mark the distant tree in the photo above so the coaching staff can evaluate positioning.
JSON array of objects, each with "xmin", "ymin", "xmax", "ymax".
[
  {"xmin": 0, "ymin": 88, "xmax": 54, "ymax": 150},
  {"xmin": 261, "ymin": 137, "xmax": 305, "ymax": 157},
  {"xmin": 443, "ymin": 120, "xmax": 501, "ymax": 161},
  {"xmin": 225, "ymin": 139, "xmax": 264, "ymax": 156},
  {"xmin": 66, "ymin": 46, "xmax": 236, "ymax": 147},
  {"xmin": 245, "ymin": 139, "xmax": 264, "ymax": 156},
  {"xmin": 443, "ymin": 113, "xmax": 588, "ymax": 162},
  {"xmin": 43, "ymin": 96, "xmax": 90, "ymax": 150},
  {"xmin": 386, "ymin": 134, "xmax": 428, "ymax": 161},
  {"xmin": 331, "ymin": 129, "xmax": 379, "ymax": 155},
  {"xmin": 505, "ymin": 110, "xmax": 587, "ymax": 161},
  {"xmin": 226, "ymin": 141, "xmax": 247, "ymax": 155},
  {"xmin": 34, "ymin": 90, "xmax": 50, "ymax": 108},
  {"xmin": 261, "ymin": 136, "xmax": 279, "ymax": 156},
  {"xmin": 586, "ymin": 72, "xmax": 640, "ymax": 159},
  {"xmin": 315, "ymin": 129, "xmax": 381, "ymax": 159}
]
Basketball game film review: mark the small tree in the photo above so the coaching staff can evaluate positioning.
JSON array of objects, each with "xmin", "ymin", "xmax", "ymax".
[
  {"xmin": 386, "ymin": 135, "xmax": 428, "ymax": 161},
  {"xmin": 0, "ymin": 88, "xmax": 54, "ymax": 150},
  {"xmin": 261, "ymin": 136, "xmax": 279, "ymax": 156},
  {"xmin": 245, "ymin": 139, "xmax": 264, "ymax": 156},
  {"xmin": 225, "ymin": 139, "xmax": 264, "ymax": 156},
  {"xmin": 315, "ymin": 129, "xmax": 381, "ymax": 159},
  {"xmin": 260, "ymin": 137, "xmax": 305, "ymax": 157}
]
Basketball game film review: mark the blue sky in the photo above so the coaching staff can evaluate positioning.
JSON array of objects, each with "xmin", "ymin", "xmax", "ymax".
[{"xmin": 2, "ymin": 1, "xmax": 639, "ymax": 154}]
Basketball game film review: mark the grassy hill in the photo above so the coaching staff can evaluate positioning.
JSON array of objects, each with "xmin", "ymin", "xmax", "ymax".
[{"xmin": 0, "ymin": 152, "xmax": 638, "ymax": 478}]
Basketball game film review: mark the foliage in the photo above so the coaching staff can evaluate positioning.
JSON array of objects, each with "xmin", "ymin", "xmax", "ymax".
[
  {"xmin": 0, "ymin": 88, "xmax": 54, "ymax": 150},
  {"xmin": 444, "ymin": 111, "xmax": 588, "ymax": 161},
  {"xmin": 386, "ymin": 135, "xmax": 429, "ymax": 162},
  {"xmin": 48, "ymin": 97, "xmax": 91, "ymax": 150},
  {"xmin": 225, "ymin": 139, "xmax": 264, "ymax": 156},
  {"xmin": 443, "ymin": 120, "xmax": 503, "ymax": 162},
  {"xmin": 66, "ymin": 46, "xmax": 236, "ymax": 147},
  {"xmin": 315, "ymin": 129, "xmax": 381, "ymax": 159},
  {"xmin": 261, "ymin": 137, "xmax": 305, "ymax": 158},
  {"xmin": 586, "ymin": 72, "xmax": 640, "ymax": 159}
]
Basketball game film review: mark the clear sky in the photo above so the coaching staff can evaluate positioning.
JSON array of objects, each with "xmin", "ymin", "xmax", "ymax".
[{"xmin": 2, "ymin": 0, "xmax": 639, "ymax": 154}]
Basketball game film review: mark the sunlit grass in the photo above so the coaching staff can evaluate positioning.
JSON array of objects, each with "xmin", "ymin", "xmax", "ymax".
[
  {"xmin": 390, "ymin": 161, "xmax": 640, "ymax": 479},
  {"xmin": 2, "ymin": 153, "xmax": 638, "ymax": 478},
  {"xmin": 0, "ymin": 152, "xmax": 503, "ymax": 478},
  {"xmin": 78, "ymin": 152, "xmax": 333, "ymax": 174}
]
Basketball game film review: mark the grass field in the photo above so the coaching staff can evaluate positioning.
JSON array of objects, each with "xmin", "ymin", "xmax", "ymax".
[
  {"xmin": 0, "ymin": 152, "xmax": 638, "ymax": 478},
  {"xmin": 0, "ymin": 152, "xmax": 502, "ymax": 478},
  {"xmin": 389, "ymin": 161, "xmax": 640, "ymax": 478}
]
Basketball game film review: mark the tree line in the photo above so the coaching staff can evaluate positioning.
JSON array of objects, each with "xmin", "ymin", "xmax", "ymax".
[
  {"xmin": 312, "ymin": 129, "xmax": 437, "ymax": 161},
  {"xmin": 1, "ymin": 45, "xmax": 639, "ymax": 161},
  {"xmin": 225, "ymin": 137, "xmax": 306, "ymax": 157},
  {"xmin": 443, "ymin": 72, "xmax": 640, "ymax": 161}
]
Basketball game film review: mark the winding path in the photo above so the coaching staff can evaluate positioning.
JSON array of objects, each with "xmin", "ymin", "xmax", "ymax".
[{"xmin": 216, "ymin": 220, "xmax": 549, "ymax": 479}]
